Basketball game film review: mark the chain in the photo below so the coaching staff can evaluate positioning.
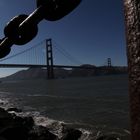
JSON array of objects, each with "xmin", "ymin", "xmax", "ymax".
[{"xmin": 0, "ymin": 0, "xmax": 82, "ymax": 58}]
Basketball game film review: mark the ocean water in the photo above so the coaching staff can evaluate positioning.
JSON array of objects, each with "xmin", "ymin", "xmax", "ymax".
[{"xmin": 0, "ymin": 75, "xmax": 130, "ymax": 139}]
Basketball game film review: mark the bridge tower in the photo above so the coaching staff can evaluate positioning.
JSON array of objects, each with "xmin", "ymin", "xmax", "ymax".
[
  {"xmin": 46, "ymin": 39, "xmax": 54, "ymax": 79},
  {"xmin": 107, "ymin": 58, "xmax": 112, "ymax": 67}
]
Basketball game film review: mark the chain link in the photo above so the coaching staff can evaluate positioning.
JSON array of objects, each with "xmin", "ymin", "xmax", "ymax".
[{"xmin": 0, "ymin": 0, "xmax": 82, "ymax": 58}]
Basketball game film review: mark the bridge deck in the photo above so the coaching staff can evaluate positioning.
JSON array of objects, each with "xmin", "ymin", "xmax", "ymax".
[{"xmin": 0, "ymin": 64, "xmax": 95, "ymax": 69}]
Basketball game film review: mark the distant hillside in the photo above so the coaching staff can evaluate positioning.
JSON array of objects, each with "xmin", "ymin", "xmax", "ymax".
[
  {"xmin": 70, "ymin": 65, "xmax": 127, "ymax": 77},
  {"xmin": 1, "ymin": 65, "xmax": 128, "ymax": 80},
  {"xmin": 69, "ymin": 64, "xmax": 97, "ymax": 77},
  {"xmin": 1, "ymin": 68, "xmax": 46, "ymax": 80},
  {"xmin": 1, "ymin": 67, "xmax": 70, "ymax": 80}
]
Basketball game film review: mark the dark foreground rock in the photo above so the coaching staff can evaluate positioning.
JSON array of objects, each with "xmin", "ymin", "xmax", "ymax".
[
  {"xmin": 61, "ymin": 128, "xmax": 82, "ymax": 140},
  {"xmin": 0, "ymin": 107, "xmax": 82, "ymax": 140},
  {"xmin": 96, "ymin": 134, "xmax": 121, "ymax": 140},
  {"xmin": 28, "ymin": 126, "xmax": 58, "ymax": 140}
]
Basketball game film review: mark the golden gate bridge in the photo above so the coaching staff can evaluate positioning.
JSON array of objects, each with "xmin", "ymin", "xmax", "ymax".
[{"xmin": 0, "ymin": 38, "xmax": 111, "ymax": 79}]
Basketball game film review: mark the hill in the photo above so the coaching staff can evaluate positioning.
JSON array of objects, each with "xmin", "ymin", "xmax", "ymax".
[{"xmin": 0, "ymin": 65, "xmax": 128, "ymax": 80}]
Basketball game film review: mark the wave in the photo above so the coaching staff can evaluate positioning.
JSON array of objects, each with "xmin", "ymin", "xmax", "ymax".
[
  {"xmin": 12, "ymin": 110, "xmax": 91, "ymax": 139},
  {"xmin": 0, "ymin": 92, "xmax": 130, "ymax": 140},
  {"xmin": 0, "ymin": 93, "xmax": 14, "ymax": 109},
  {"xmin": 27, "ymin": 94, "xmax": 78, "ymax": 99},
  {"xmin": 27, "ymin": 94, "xmax": 64, "ymax": 98}
]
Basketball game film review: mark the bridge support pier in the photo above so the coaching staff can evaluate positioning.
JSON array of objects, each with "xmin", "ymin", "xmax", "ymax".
[{"xmin": 46, "ymin": 39, "xmax": 54, "ymax": 79}]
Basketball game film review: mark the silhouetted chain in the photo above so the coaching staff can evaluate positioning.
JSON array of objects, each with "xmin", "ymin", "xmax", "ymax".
[
  {"xmin": 0, "ymin": 0, "xmax": 81, "ymax": 58},
  {"xmin": 0, "ymin": 0, "xmax": 82, "ymax": 58}
]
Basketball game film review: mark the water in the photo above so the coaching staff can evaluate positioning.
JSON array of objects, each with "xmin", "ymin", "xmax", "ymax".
[{"xmin": 0, "ymin": 75, "xmax": 130, "ymax": 139}]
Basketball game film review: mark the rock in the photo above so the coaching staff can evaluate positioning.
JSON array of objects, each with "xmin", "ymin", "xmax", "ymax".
[
  {"xmin": 0, "ymin": 108, "xmax": 13, "ymax": 130},
  {"xmin": 13, "ymin": 115, "xmax": 34, "ymax": 129},
  {"xmin": 0, "ymin": 107, "xmax": 58, "ymax": 140},
  {"xmin": 29, "ymin": 125, "xmax": 58, "ymax": 140},
  {"xmin": 0, "ymin": 126, "xmax": 29, "ymax": 140},
  {"xmin": 0, "ymin": 107, "xmax": 85, "ymax": 140},
  {"xmin": 0, "ymin": 108, "xmax": 11, "ymax": 118},
  {"xmin": 61, "ymin": 128, "xmax": 82, "ymax": 140},
  {"xmin": 0, "ymin": 107, "xmax": 34, "ymax": 140},
  {"xmin": 0, "ymin": 107, "xmax": 59, "ymax": 140},
  {"xmin": 0, "ymin": 136, "xmax": 7, "ymax": 140},
  {"xmin": 96, "ymin": 134, "xmax": 120, "ymax": 140},
  {"xmin": 0, "ymin": 102, "xmax": 4, "ymax": 105},
  {"xmin": 7, "ymin": 107, "xmax": 22, "ymax": 113}
]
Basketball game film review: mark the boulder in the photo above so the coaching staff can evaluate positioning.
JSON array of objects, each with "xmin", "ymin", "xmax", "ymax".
[
  {"xmin": 61, "ymin": 128, "xmax": 82, "ymax": 140},
  {"xmin": 0, "ymin": 107, "xmax": 58, "ymax": 140},
  {"xmin": 28, "ymin": 125, "xmax": 58, "ymax": 140},
  {"xmin": 0, "ymin": 107, "xmax": 84, "ymax": 140},
  {"xmin": 0, "ymin": 126, "xmax": 29, "ymax": 140},
  {"xmin": 12, "ymin": 115, "xmax": 34, "ymax": 129},
  {"xmin": 96, "ymin": 134, "xmax": 120, "ymax": 140},
  {"xmin": 0, "ymin": 108, "xmax": 13, "ymax": 130},
  {"xmin": 0, "ymin": 137, "xmax": 7, "ymax": 140},
  {"xmin": 0, "ymin": 108, "xmax": 34, "ymax": 140}
]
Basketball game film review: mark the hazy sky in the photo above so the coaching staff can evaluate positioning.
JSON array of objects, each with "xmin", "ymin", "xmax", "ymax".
[{"xmin": 0, "ymin": 0, "xmax": 127, "ymax": 77}]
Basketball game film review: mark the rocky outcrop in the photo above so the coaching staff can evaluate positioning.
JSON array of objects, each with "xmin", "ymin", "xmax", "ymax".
[
  {"xmin": 61, "ymin": 128, "xmax": 82, "ymax": 140},
  {"xmin": 96, "ymin": 135, "xmax": 120, "ymax": 140},
  {"xmin": 0, "ymin": 107, "xmax": 82, "ymax": 140},
  {"xmin": 28, "ymin": 125, "xmax": 57, "ymax": 140}
]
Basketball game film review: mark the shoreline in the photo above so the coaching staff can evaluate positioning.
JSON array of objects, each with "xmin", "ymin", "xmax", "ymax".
[
  {"xmin": 0, "ymin": 76, "xmax": 130, "ymax": 139},
  {"xmin": 0, "ymin": 107, "xmax": 83, "ymax": 140},
  {"xmin": 0, "ymin": 105, "xmax": 130, "ymax": 140}
]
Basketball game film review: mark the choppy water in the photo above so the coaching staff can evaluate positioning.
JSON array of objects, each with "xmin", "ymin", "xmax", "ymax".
[{"xmin": 0, "ymin": 75, "xmax": 130, "ymax": 139}]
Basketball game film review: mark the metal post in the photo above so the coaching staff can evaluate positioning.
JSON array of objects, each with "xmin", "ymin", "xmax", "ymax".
[
  {"xmin": 123, "ymin": 0, "xmax": 140, "ymax": 139},
  {"xmin": 46, "ymin": 39, "xmax": 54, "ymax": 79}
]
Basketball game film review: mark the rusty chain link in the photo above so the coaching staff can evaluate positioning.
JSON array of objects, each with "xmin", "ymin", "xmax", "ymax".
[{"xmin": 0, "ymin": 0, "xmax": 82, "ymax": 58}]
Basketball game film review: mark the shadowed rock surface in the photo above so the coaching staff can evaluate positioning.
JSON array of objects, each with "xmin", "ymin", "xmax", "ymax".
[{"xmin": 0, "ymin": 107, "xmax": 82, "ymax": 140}]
